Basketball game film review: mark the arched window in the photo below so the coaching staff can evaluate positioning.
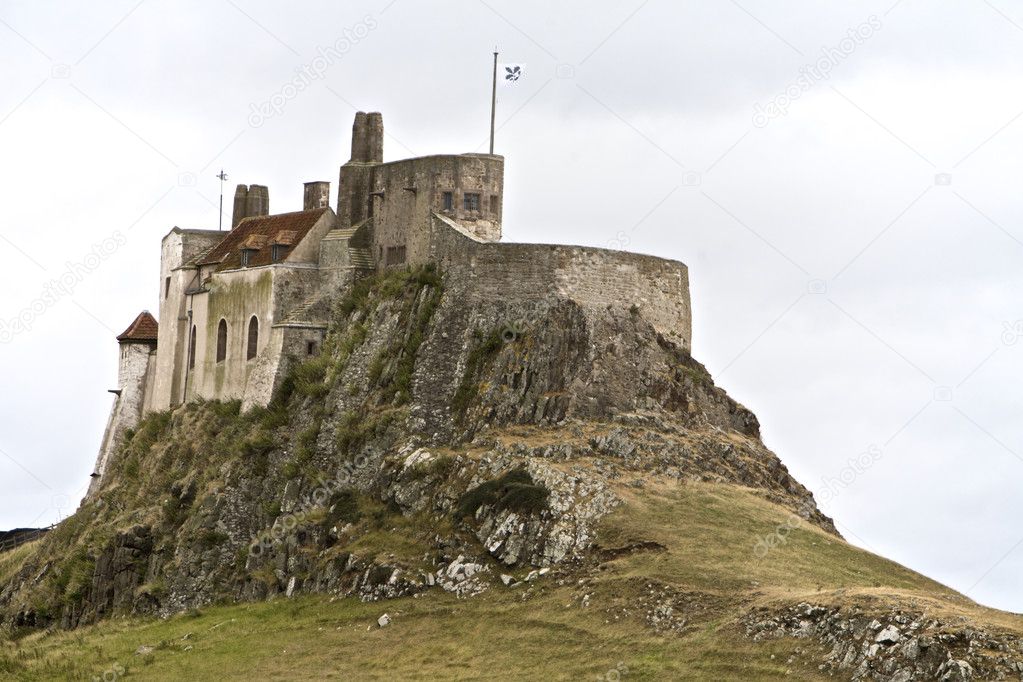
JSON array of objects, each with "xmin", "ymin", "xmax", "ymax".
[
  {"xmin": 216, "ymin": 319, "xmax": 228, "ymax": 363},
  {"xmin": 247, "ymin": 316, "xmax": 259, "ymax": 360},
  {"xmin": 188, "ymin": 325, "xmax": 196, "ymax": 369}
]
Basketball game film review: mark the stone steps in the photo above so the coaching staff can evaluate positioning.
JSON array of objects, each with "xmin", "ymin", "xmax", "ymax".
[
  {"xmin": 278, "ymin": 291, "xmax": 325, "ymax": 326},
  {"xmin": 349, "ymin": 247, "xmax": 375, "ymax": 270},
  {"xmin": 323, "ymin": 227, "xmax": 359, "ymax": 241}
]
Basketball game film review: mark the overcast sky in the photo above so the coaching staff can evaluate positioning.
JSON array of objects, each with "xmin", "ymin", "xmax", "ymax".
[{"xmin": 1, "ymin": 0, "xmax": 1021, "ymax": 613}]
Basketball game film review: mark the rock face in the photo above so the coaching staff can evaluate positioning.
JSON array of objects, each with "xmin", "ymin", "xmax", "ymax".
[
  {"xmin": 745, "ymin": 602, "xmax": 1023, "ymax": 681},
  {"xmin": 0, "ymin": 266, "xmax": 828, "ymax": 630}
]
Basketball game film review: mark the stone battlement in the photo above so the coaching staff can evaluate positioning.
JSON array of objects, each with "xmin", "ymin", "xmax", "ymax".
[{"xmin": 430, "ymin": 214, "xmax": 691, "ymax": 351}]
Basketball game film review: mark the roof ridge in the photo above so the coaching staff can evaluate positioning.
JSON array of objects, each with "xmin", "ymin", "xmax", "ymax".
[
  {"xmin": 197, "ymin": 207, "xmax": 334, "ymax": 271},
  {"xmin": 116, "ymin": 311, "xmax": 159, "ymax": 343}
]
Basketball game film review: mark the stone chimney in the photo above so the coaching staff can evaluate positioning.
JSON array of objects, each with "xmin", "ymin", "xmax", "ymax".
[
  {"xmin": 231, "ymin": 184, "xmax": 271, "ymax": 228},
  {"xmin": 232, "ymin": 185, "xmax": 248, "ymax": 228},
  {"xmin": 303, "ymin": 181, "xmax": 330, "ymax": 210},
  {"xmin": 350, "ymin": 111, "xmax": 383, "ymax": 163}
]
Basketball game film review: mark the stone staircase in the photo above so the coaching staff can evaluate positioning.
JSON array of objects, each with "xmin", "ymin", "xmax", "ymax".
[
  {"xmin": 322, "ymin": 227, "xmax": 359, "ymax": 242},
  {"xmin": 322, "ymin": 227, "xmax": 376, "ymax": 272},
  {"xmin": 348, "ymin": 247, "xmax": 374, "ymax": 270},
  {"xmin": 279, "ymin": 294, "xmax": 322, "ymax": 326},
  {"xmin": 321, "ymin": 228, "xmax": 374, "ymax": 274}
]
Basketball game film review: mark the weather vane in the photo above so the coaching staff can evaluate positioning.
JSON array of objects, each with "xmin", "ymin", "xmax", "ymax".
[{"xmin": 216, "ymin": 170, "xmax": 229, "ymax": 231}]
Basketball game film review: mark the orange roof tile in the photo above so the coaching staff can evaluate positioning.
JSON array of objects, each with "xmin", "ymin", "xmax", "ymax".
[
  {"xmin": 116, "ymin": 311, "xmax": 158, "ymax": 344},
  {"xmin": 198, "ymin": 208, "xmax": 329, "ymax": 271},
  {"xmin": 241, "ymin": 234, "xmax": 269, "ymax": 250},
  {"xmin": 273, "ymin": 230, "xmax": 298, "ymax": 246}
]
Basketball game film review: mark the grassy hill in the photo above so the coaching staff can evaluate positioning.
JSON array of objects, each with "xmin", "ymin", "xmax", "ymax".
[
  {"xmin": 3, "ymin": 268, "xmax": 1020, "ymax": 680},
  {"xmin": 2, "ymin": 480, "xmax": 1019, "ymax": 681}
]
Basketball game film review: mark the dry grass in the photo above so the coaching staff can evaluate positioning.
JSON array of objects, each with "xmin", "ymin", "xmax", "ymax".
[
  {"xmin": 0, "ymin": 542, "xmax": 37, "ymax": 588},
  {"xmin": 2, "ymin": 479, "xmax": 1020, "ymax": 680},
  {"xmin": 0, "ymin": 588, "xmax": 832, "ymax": 681}
]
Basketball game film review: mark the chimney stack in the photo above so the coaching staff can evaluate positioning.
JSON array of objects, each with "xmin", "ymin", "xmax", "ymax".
[
  {"xmin": 246, "ymin": 185, "xmax": 269, "ymax": 218},
  {"xmin": 350, "ymin": 111, "xmax": 383, "ymax": 163},
  {"xmin": 303, "ymin": 181, "xmax": 330, "ymax": 210},
  {"xmin": 231, "ymin": 184, "xmax": 271, "ymax": 228}
]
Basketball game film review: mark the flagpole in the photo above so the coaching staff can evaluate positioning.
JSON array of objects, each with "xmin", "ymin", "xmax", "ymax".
[{"xmin": 489, "ymin": 49, "xmax": 498, "ymax": 154}]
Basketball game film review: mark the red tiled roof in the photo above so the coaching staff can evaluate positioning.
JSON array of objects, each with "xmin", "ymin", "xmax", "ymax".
[
  {"xmin": 273, "ymin": 230, "xmax": 298, "ymax": 246},
  {"xmin": 241, "ymin": 234, "xmax": 269, "ymax": 250},
  {"xmin": 198, "ymin": 208, "xmax": 329, "ymax": 271},
  {"xmin": 117, "ymin": 311, "xmax": 159, "ymax": 344}
]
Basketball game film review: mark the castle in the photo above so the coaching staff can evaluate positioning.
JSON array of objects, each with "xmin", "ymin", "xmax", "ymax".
[{"xmin": 89, "ymin": 112, "xmax": 692, "ymax": 493}]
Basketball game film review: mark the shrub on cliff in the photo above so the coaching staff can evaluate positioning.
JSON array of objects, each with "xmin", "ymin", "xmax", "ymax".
[{"xmin": 456, "ymin": 469, "xmax": 550, "ymax": 518}]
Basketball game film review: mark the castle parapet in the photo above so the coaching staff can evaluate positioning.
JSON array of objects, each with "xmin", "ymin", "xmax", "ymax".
[{"xmin": 429, "ymin": 214, "xmax": 692, "ymax": 351}]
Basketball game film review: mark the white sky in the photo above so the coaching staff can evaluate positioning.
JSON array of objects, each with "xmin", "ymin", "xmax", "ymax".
[{"xmin": 0, "ymin": 0, "xmax": 1020, "ymax": 612}]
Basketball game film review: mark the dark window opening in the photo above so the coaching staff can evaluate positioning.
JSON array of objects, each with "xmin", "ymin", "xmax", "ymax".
[
  {"xmin": 385, "ymin": 245, "xmax": 407, "ymax": 266},
  {"xmin": 442, "ymin": 191, "xmax": 453, "ymax": 210},
  {"xmin": 306, "ymin": 340, "xmax": 318, "ymax": 356},
  {"xmin": 216, "ymin": 319, "xmax": 228, "ymax": 363},
  {"xmin": 271, "ymin": 244, "xmax": 287, "ymax": 262},
  {"xmin": 188, "ymin": 325, "xmax": 196, "ymax": 370},
  {"xmin": 490, "ymin": 194, "xmax": 499, "ymax": 216},
  {"xmin": 164, "ymin": 276, "xmax": 171, "ymax": 299},
  {"xmin": 463, "ymin": 192, "xmax": 481, "ymax": 211},
  {"xmin": 240, "ymin": 248, "xmax": 256, "ymax": 267},
  {"xmin": 247, "ymin": 316, "xmax": 259, "ymax": 360}
]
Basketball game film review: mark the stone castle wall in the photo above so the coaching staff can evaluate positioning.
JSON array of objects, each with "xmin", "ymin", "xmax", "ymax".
[
  {"xmin": 429, "ymin": 215, "xmax": 692, "ymax": 351},
  {"xmin": 339, "ymin": 154, "xmax": 503, "ymax": 271},
  {"xmin": 184, "ymin": 264, "xmax": 323, "ymax": 405},
  {"xmin": 88, "ymin": 342, "xmax": 156, "ymax": 496},
  {"xmin": 149, "ymin": 229, "xmax": 224, "ymax": 411}
]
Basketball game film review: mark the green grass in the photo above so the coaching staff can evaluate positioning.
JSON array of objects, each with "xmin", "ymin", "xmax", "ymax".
[
  {"xmin": 0, "ymin": 587, "xmax": 830, "ymax": 681},
  {"xmin": 4, "ymin": 479, "xmax": 1020, "ymax": 680},
  {"xmin": 597, "ymin": 481, "xmax": 958, "ymax": 601},
  {"xmin": 0, "ymin": 542, "xmax": 37, "ymax": 588}
]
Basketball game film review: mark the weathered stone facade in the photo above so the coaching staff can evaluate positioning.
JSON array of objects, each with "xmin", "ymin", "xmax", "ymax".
[
  {"xmin": 88, "ymin": 313, "xmax": 159, "ymax": 496},
  {"xmin": 88, "ymin": 111, "xmax": 692, "ymax": 488}
]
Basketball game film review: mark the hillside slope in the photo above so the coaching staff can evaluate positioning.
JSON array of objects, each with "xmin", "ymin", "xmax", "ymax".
[{"xmin": 1, "ymin": 266, "xmax": 1021, "ymax": 681}]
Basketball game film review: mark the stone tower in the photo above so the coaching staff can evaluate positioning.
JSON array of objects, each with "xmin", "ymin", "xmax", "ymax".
[
  {"xmin": 88, "ymin": 311, "xmax": 158, "ymax": 496},
  {"xmin": 337, "ymin": 111, "xmax": 383, "ymax": 230}
]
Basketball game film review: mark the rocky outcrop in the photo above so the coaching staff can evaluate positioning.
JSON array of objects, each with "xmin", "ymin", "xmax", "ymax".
[{"xmin": 745, "ymin": 602, "xmax": 1023, "ymax": 680}]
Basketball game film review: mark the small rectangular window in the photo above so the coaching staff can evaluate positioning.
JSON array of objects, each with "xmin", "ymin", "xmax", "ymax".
[
  {"xmin": 442, "ymin": 191, "xmax": 453, "ymax": 211},
  {"xmin": 164, "ymin": 276, "xmax": 171, "ymax": 299},
  {"xmin": 240, "ymin": 249, "xmax": 252, "ymax": 267},
  {"xmin": 271, "ymin": 244, "xmax": 287, "ymax": 262},
  {"xmin": 463, "ymin": 193, "xmax": 480, "ymax": 211},
  {"xmin": 306, "ymin": 341, "xmax": 317, "ymax": 356},
  {"xmin": 385, "ymin": 245, "xmax": 407, "ymax": 266},
  {"xmin": 490, "ymin": 195, "xmax": 499, "ymax": 216}
]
